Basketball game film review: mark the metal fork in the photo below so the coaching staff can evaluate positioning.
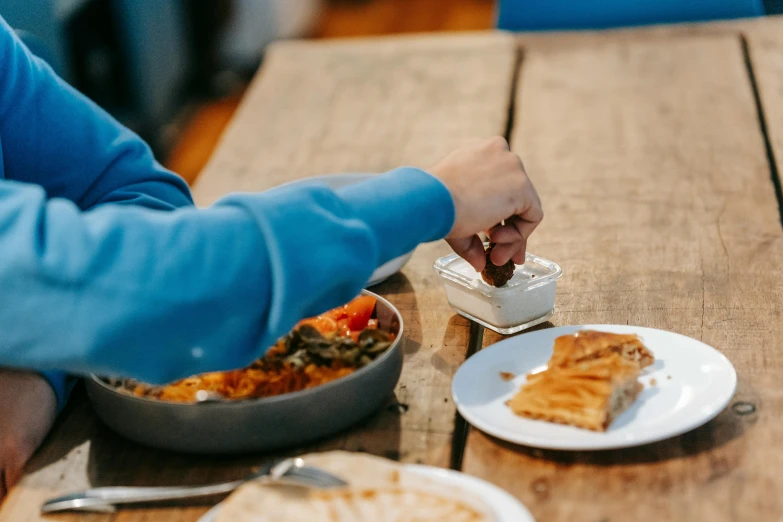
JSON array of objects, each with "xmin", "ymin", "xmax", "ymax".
[{"xmin": 40, "ymin": 457, "xmax": 347, "ymax": 514}]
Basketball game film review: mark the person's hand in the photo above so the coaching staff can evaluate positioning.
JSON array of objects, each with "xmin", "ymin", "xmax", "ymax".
[
  {"xmin": 0, "ymin": 370, "xmax": 57, "ymax": 500},
  {"xmin": 428, "ymin": 137, "xmax": 543, "ymax": 272}
]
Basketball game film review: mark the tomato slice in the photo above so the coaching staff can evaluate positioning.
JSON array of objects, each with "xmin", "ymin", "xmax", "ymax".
[
  {"xmin": 323, "ymin": 306, "xmax": 348, "ymax": 322},
  {"xmin": 297, "ymin": 296, "xmax": 377, "ymax": 339},
  {"xmin": 336, "ymin": 318, "xmax": 352, "ymax": 338},
  {"xmin": 297, "ymin": 315, "xmax": 338, "ymax": 335},
  {"xmin": 345, "ymin": 295, "xmax": 376, "ymax": 332}
]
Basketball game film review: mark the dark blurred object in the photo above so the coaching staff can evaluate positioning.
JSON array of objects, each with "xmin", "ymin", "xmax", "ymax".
[
  {"xmin": 110, "ymin": 0, "xmax": 191, "ymax": 151},
  {"xmin": 0, "ymin": 0, "xmax": 193, "ymax": 152},
  {"xmin": 1, "ymin": 0, "xmax": 322, "ymax": 156},
  {"xmin": 66, "ymin": 0, "xmax": 131, "ymax": 116},
  {"xmin": 217, "ymin": 0, "xmax": 322, "ymax": 74},
  {"xmin": 325, "ymin": 0, "xmax": 374, "ymax": 5},
  {"xmin": 185, "ymin": 0, "xmax": 233, "ymax": 97},
  {"xmin": 764, "ymin": 0, "xmax": 783, "ymax": 14},
  {"xmin": 497, "ymin": 0, "xmax": 765, "ymax": 31},
  {"xmin": 0, "ymin": 0, "xmax": 72, "ymax": 78}
]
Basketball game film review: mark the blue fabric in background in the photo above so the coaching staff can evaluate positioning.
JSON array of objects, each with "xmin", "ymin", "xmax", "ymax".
[{"xmin": 497, "ymin": 0, "xmax": 765, "ymax": 31}]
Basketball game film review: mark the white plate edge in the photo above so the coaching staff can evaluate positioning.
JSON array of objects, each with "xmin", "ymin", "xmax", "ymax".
[
  {"xmin": 197, "ymin": 464, "xmax": 535, "ymax": 522},
  {"xmin": 452, "ymin": 324, "xmax": 739, "ymax": 451}
]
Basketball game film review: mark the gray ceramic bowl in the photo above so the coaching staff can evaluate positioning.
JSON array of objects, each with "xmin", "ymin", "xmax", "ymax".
[{"xmin": 85, "ymin": 290, "xmax": 403, "ymax": 454}]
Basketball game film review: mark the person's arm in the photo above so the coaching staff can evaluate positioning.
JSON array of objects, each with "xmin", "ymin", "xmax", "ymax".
[
  {"xmin": 0, "ymin": 170, "xmax": 453, "ymax": 384},
  {"xmin": 1, "ymin": 16, "xmax": 196, "ymax": 408},
  {"xmin": 0, "ymin": 15, "xmax": 541, "ymax": 384}
]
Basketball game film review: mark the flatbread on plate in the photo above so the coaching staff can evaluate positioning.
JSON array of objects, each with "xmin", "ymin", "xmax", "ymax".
[{"xmin": 215, "ymin": 451, "xmax": 495, "ymax": 522}]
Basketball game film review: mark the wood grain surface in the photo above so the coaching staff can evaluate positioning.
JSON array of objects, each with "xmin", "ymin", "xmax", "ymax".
[
  {"xmin": 464, "ymin": 28, "xmax": 783, "ymax": 522},
  {"xmin": 6, "ymin": 15, "xmax": 783, "ymax": 522}
]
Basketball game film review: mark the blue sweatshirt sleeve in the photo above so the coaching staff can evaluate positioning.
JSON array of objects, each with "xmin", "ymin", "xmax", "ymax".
[
  {"xmin": 0, "ymin": 169, "xmax": 453, "ymax": 384},
  {"xmin": 0, "ymin": 17, "xmax": 194, "ymax": 410},
  {"xmin": 0, "ymin": 15, "xmax": 455, "ymax": 384}
]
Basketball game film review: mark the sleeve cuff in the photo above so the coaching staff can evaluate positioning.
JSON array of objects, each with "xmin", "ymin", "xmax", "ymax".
[
  {"xmin": 335, "ymin": 167, "xmax": 456, "ymax": 265},
  {"xmin": 39, "ymin": 370, "xmax": 76, "ymax": 413}
]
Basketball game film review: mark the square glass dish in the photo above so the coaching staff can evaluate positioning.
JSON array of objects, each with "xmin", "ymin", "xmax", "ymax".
[{"xmin": 433, "ymin": 250, "xmax": 563, "ymax": 335}]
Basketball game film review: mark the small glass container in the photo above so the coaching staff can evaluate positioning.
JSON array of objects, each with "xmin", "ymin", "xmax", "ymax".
[{"xmin": 433, "ymin": 249, "xmax": 563, "ymax": 335}]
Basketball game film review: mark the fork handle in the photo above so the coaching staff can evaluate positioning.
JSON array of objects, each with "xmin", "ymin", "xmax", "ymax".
[{"xmin": 40, "ymin": 479, "xmax": 246, "ymax": 513}]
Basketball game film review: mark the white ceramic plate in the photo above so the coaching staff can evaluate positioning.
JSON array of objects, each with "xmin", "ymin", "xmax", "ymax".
[
  {"xmin": 367, "ymin": 250, "xmax": 414, "ymax": 287},
  {"xmin": 198, "ymin": 464, "xmax": 534, "ymax": 522},
  {"xmin": 453, "ymin": 325, "xmax": 737, "ymax": 451},
  {"xmin": 277, "ymin": 173, "xmax": 415, "ymax": 287}
]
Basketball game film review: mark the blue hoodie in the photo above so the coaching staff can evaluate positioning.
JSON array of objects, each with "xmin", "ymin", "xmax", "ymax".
[{"xmin": 0, "ymin": 17, "xmax": 454, "ymax": 411}]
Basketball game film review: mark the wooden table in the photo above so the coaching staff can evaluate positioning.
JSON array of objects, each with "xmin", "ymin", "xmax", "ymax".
[{"xmin": 4, "ymin": 16, "xmax": 783, "ymax": 522}]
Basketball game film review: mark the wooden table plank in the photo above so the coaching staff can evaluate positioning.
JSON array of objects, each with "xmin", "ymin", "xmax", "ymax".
[
  {"xmin": 193, "ymin": 33, "xmax": 518, "ymax": 202},
  {"xmin": 0, "ymin": 33, "xmax": 518, "ymax": 522},
  {"xmin": 463, "ymin": 33, "xmax": 783, "ymax": 521},
  {"xmin": 746, "ymin": 18, "xmax": 783, "ymax": 193}
]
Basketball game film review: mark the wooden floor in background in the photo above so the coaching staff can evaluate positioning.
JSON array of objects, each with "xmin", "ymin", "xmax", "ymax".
[{"xmin": 165, "ymin": 0, "xmax": 496, "ymax": 185}]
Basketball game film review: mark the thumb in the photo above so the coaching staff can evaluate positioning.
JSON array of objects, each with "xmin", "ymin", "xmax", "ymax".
[{"xmin": 447, "ymin": 235, "xmax": 486, "ymax": 272}]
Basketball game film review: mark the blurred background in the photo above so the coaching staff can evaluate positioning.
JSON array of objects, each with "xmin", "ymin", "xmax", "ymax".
[
  {"xmin": 2, "ymin": 0, "xmax": 780, "ymax": 186},
  {"xmin": 0, "ymin": 0, "xmax": 496, "ymax": 186}
]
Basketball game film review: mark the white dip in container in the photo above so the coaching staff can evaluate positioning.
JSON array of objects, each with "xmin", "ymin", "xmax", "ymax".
[{"xmin": 433, "ymin": 251, "xmax": 562, "ymax": 335}]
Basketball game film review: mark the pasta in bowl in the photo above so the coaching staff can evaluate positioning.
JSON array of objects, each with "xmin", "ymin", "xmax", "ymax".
[{"xmin": 85, "ymin": 290, "xmax": 403, "ymax": 454}]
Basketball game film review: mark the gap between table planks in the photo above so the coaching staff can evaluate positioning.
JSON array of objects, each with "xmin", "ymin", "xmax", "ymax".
[{"xmin": 462, "ymin": 17, "xmax": 783, "ymax": 522}]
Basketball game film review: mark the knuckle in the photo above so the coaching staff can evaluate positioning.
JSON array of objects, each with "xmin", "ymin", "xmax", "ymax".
[
  {"xmin": 504, "ymin": 154, "xmax": 523, "ymax": 173},
  {"xmin": 488, "ymin": 136, "xmax": 509, "ymax": 150}
]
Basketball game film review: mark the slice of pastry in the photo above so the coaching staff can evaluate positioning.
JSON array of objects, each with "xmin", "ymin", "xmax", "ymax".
[
  {"xmin": 508, "ymin": 354, "xmax": 642, "ymax": 431},
  {"xmin": 548, "ymin": 330, "xmax": 654, "ymax": 370}
]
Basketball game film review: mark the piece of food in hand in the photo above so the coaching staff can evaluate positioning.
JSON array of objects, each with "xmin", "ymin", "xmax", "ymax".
[
  {"xmin": 508, "ymin": 354, "xmax": 642, "ymax": 432},
  {"xmin": 480, "ymin": 243, "xmax": 515, "ymax": 287},
  {"xmin": 548, "ymin": 330, "xmax": 654, "ymax": 370},
  {"xmin": 215, "ymin": 451, "xmax": 495, "ymax": 522}
]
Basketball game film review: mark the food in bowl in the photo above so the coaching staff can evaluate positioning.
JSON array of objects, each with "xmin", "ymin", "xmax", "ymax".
[
  {"xmin": 507, "ymin": 330, "xmax": 655, "ymax": 431},
  {"xmin": 87, "ymin": 291, "xmax": 403, "ymax": 453},
  {"xmin": 113, "ymin": 296, "xmax": 395, "ymax": 403}
]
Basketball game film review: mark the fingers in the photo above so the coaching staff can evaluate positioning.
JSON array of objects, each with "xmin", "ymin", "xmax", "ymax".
[
  {"xmin": 446, "ymin": 235, "xmax": 486, "ymax": 272},
  {"xmin": 485, "ymin": 222, "xmax": 520, "ymax": 244},
  {"xmin": 511, "ymin": 239, "xmax": 527, "ymax": 265},
  {"xmin": 486, "ymin": 242, "xmax": 516, "ymax": 266},
  {"xmin": 486, "ymin": 216, "xmax": 535, "ymax": 266},
  {"xmin": 517, "ymin": 204, "xmax": 543, "ymax": 234}
]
